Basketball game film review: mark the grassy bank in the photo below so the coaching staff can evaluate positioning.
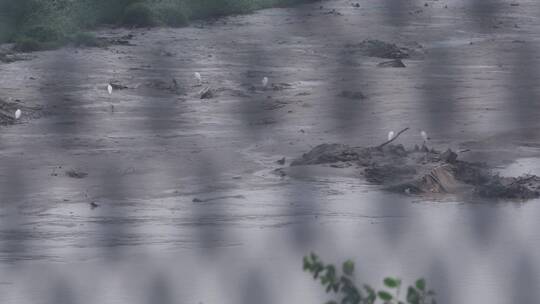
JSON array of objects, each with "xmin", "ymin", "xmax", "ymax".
[{"xmin": 0, "ymin": 0, "xmax": 317, "ymax": 51}]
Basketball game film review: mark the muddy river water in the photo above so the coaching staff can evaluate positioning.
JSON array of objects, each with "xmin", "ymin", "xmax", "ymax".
[{"xmin": 2, "ymin": 0, "xmax": 540, "ymax": 303}]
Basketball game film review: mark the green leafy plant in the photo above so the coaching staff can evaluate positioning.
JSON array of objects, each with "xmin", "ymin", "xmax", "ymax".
[
  {"xmin": 153, "ymin": 2, "xmax": 189, "ymax": 27},
  {"xmin": 122, "ymin": 2, "xmax": 155, "ymax": 27},
  {"xmin": 303, "ymin": 253, "xmax": 437, "ymax": 304},
  {"xmin": 1, "ymin": 0, "xmax": 320, "ymax": 47}
]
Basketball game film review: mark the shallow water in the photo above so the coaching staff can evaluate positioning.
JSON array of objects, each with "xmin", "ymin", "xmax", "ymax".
[
  {"xmin": 2, "ymin": 177, "xmax": 540, "ymax": 304},
  {"xmin": 497, "ymin": 157, "xmax": 540, "ymax": 177},
  {"xmin": 2, "ymin": 0, "xmax": 540, "ymax": 303}
]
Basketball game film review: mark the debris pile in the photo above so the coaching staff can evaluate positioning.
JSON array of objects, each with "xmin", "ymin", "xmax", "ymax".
[
  {"xmin": 345, "ymin": 39, "xmax": 424, "ymax": 60},
  {"xmin": 291, "ymin": 143, "xmax": 540, "ymax": 200},
  {"xmin": 345, "ymin": 40, "xmax": 410, "ymax": 59},
  {"xmin": 199, "ymin": 87, "xmax": 214, "ymax": 99},
  {"xmin": 65, "ymin": 169, "xmax": 88, "ymax": 179},
  {"xmin": 144, "ymin": 78, "xmax": 183, "ymax": 95},
  {"xmin": 378, "ymin": 59, "xmax": 406, "ymax": 68}
]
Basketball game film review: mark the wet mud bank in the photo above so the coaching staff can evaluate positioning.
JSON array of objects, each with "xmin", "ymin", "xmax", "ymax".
[
  {"xmin": 0, "ymin": 98, "xmax": 42, "ymax": 125},
  {"xmin": 289, "ymin": 142, "xmax": 540, "ymax": 200}
]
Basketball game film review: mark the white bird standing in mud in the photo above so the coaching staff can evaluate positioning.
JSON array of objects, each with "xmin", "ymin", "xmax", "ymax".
[
  {"xmin": 194, "ymin": 72, "xmax": 202, "ymax": 85},
  {"xmin": 14, "ymin": 109, "xmax": 21, "ymax": 120},
  {"xmin": 387, "ymin": 131, "xmax": 395, "ymax": 141},
  {"xmin": 106, "ymin": 84, "xmax": 114, "ymax": 113},
  {"xmin": 421, "ymin": 130, "xmax": 429, "ymax": 145},
  {"xmin": 262, "ymin": 76, "xmax": 269, "ymax": 89}
]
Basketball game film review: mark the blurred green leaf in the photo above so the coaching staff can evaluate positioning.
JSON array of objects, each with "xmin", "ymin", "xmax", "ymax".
[
  {"xmin": 303, "ymin": 256, "xmax": 310, "ymax": 270},
  {"xmin": 378, "ymin": 291, "xmax": 393, "ymax": 301},
  {"xmin": 384, "ymin": 277, "xmax": 400, "ymax": 288},
  {"xmin": 343, "ymin": 260, "xmax": 355, "ymax": 276},
  {"xmin": 407, "ymin": 287, "xmax": 420, "ymax": 304},
  {"xmin": 303, "ymin": 253, "xmax": 436, "ymax": 304},
  {"xmin": 364, "ymin": 285, "xmax": 374, "ymax": 295}
]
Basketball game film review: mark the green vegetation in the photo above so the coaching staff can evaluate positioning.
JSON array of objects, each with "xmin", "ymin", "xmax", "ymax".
[
  {"xmin": 122, "ymin": 2, "xmax": 155, "ymax": 27},
  {"xmin": 0, "ymin": 0, "xmax": 317, "ymax": 51},
  {"xmin": 303, "ymin": 253, "xmax": 438, "ymax": 304}
]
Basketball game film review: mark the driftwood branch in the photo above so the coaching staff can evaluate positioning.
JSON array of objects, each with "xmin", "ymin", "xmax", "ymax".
[
  {"xmin": 376, "ymin": 127, "xmax": 409, "ymax": 149},
  {"xmin": 0, "ymin": 108, "xmax": 15, "ymax": 120}
]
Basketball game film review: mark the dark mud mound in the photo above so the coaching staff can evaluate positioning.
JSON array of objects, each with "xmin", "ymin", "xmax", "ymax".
[
  {"xmin": 0, "ymin": 44, "xmax": 33, "ymax": 64},
  {"xmin": 0, "ymin": 52, "xmax": 31, "ymax": 64},
  {"xmin": 143, "ymin": 78, "xmax": 184, "ymax": 95},
  {"xmin": 338, "ymin": 90, "xmax": 367, "ymax": 99},
  {"xmin": 344, "ymin": 39, "xmax": 424, "ymax": 60},
  {"xmin": 378, "ymin": 59, "xmax": 406, "ymax": 68},
  {"xmin": 290, "ymin": 144, "xmax": 360, "ymax": 165},
  {"xmin": 291, "ymin": 144, "xmax": 540, "ymax": 200},
  {"xmin": 345, "ymin": 40, "xmax": 410, "ymax": 59},
  {"xmin": 98, "ymin": 34, "xmax": 136, "ymax": 46},
  {"xmin": 475, "ymin": 175, "xmax": 540, "ymax": 200}
]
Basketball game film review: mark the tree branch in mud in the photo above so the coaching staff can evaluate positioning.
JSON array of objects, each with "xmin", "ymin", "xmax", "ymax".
[
  {"xmin": 376, "ymin": 127, "xmax": 409, "ymax": 149},
  {"xmin": 0, "ymin": 108, "xmax": 15, "ymax": 120}
]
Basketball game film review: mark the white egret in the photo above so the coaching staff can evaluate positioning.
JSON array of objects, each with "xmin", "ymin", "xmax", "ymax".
[
  {"xmin": 194, "ymin": 72, "xmax": 202, "ymax": 85},
  {"xmin": 107, "ymin": 84, "xmax": 113, "ymax": 95},
  {"xmin": 14, "ymin": 109, "xmax": 21, "ymax": 120},
  {"xmin": 262, "ymin": 77, "xmax": 269, "ymax": 88},
  {"xmin": 420, "ymin": 130, "xmax": 429, "ymax": 146},
  {"xmin": 421, "ymin": 130, "xmax": 428, "ymax": 141},
  {"xmin": 387, "ymin": 131, "xmax": 395, "ymax": 141}
]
